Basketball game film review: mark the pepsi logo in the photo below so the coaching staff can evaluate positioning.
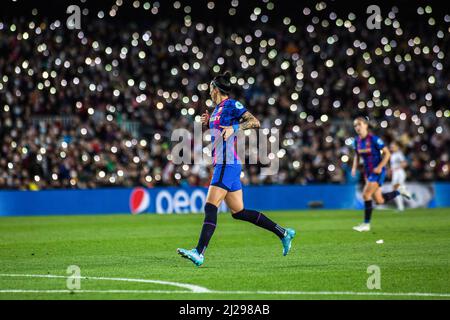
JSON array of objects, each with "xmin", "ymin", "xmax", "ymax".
[{"xmin": 129, "ymin": 187, "xmax": 150, "ymax": 214}]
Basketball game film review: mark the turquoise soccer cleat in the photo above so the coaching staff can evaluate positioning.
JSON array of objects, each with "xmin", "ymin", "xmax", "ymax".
[
  {"xmin": 281, "ymin": 228, "xmax": 296, "ymax": 256},
  {"xmin": 177, "ymin": 248, "xmax": 204, "ymax": 267}
]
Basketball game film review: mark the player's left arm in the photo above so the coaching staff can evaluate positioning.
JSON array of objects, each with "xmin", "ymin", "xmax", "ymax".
[
  {"xmin": 238, "ymin": 111, "xmax": 260, "ymax": 130},
  {"xmin": 220, "ymin": 111, "xmax": 260, "ymax": 139},
  {"xmin": 374, "ymin": 146, "xmax": 391, "ymax": 174}
]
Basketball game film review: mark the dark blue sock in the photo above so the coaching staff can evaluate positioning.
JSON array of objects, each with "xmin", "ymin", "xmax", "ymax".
[
  {"xmin": 382, "ymin": 191, "xmax": 400, "ymax": 202},
  {"xmin": 196, "ymin": 203, "xmax": 217, "ymax": 255},
  {"xmin": 364, "ymin": 200, "xmax": 373, "ymax": 223},
  {"xmin": 232, "ymin": 209, "xmax": 286, "ymax": 239}
]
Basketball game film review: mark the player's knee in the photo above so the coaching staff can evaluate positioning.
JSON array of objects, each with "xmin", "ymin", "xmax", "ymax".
[
  {"xmin": 375, "ymin": 198, "xmax": 385, "ymax": 205},
  {"xmin": 204, "ymin": 202, "xmax": 218, "ymax": 224},
  {"xmin": 232, "ymin": 208, "xmax": 249, "ymax": 220},
  {"xmin": 229, "ymin": 204, "xmax": 244, "ymax": 215},
  {"xmin": 363, "ymin": 192, "xmax": 372, "ymax": 201},
  {"xmin": 205, "ymin": 197, "xmax": 221, "ymax": 208},
  {"xmin": 231, "ymin": 209, "xmax": 244, "ymax": 218}
]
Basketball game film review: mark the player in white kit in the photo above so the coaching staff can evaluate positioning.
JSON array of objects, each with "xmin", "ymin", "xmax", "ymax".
[{"xmin": 389, "ymin": 142, "xmax": 408, "ymax": 211}]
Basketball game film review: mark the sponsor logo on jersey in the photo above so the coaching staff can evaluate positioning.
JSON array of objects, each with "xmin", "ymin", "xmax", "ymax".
[{"xmin": 358, "ymin": 148, "xmax": 372, "ymax": 154}]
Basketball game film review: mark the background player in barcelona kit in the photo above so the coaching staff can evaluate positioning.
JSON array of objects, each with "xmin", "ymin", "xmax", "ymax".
[
  {"xmin": 177, "ymin": 72, "xmax": 296, "ymax": 266},
  {"xmin": 351, "ymin": 117, "xmax": 411, "ymax": 232}
]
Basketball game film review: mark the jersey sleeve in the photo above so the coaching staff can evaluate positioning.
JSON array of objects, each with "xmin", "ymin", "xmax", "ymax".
[
  {"xmin": 373, "ymin": 135, "xmax": 385, "ymax": 150},
  {"xmin": 231, "ymin": 100, "xmax": 247, "ymax": 120}
]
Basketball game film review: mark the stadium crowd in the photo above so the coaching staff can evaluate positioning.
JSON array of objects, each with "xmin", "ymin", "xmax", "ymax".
[{"xmin": 0, "ymin": 1, "xmax": 449, "ymax": 190}]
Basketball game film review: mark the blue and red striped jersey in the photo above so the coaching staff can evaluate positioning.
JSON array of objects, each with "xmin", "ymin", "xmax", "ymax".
[
  {"xmin": 209, "ymin": 98, "xmax": 247, "ymax": 166},
  {"xmin": 353, "ymin": 134, "xmax": 385, "ymax": 175}
]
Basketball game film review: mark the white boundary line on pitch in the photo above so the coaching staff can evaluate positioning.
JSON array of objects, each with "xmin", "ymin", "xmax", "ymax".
[
  {"xmin": 0, "ymin": 273, "xmax": 210, "ymax": 293},
  {"xmin": 0, "ymin": 289, "xmax": 449, "ymax": 297},
  {"xmin": 0, "ymin": 273, "xmax": 449, "ymax": 297}
]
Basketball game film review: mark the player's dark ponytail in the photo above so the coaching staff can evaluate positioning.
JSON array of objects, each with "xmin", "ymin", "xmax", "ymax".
[
  {"xmin": 222, "ymin": 71, "xmax": 231, "ymax": 82},
  {"xmin": 211, "ymin": 71, "xmax": 232, "ymax": 94}
]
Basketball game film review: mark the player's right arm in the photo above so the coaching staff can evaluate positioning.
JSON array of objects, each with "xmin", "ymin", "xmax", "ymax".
[
  {"xmin": 351, "ymin": 139, "xmax": 359, "ymax": 177},
  {"xmin": 201, "ymin": 110, "xmax": 210, "ymax": 126},
  {"xmin": 351, "ymin": 152, "xmax": 359, "ymax": 177}
]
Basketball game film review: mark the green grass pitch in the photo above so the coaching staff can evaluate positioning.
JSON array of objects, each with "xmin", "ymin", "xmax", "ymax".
[{"xmin": 0, "ymin": 208, "xmax": 449, "ymax": 300}]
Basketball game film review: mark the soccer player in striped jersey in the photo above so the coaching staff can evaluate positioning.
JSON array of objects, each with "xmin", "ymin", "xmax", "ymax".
[
  {"xmin": 351, "ymin": 117, "xmax": 411, "ymax": 232},
  {"xmin": 177, "ymin": 71, "xmax": 296, "ymax": 266}
]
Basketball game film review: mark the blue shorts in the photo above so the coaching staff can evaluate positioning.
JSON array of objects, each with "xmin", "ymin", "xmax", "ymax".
[
  {"xmin": 210, "ymin": 164, "xmax": 242, "ymax": 192},
  {"xmin": 367, "ymin": 168, "xmax": 386, "ymax": 186}
]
